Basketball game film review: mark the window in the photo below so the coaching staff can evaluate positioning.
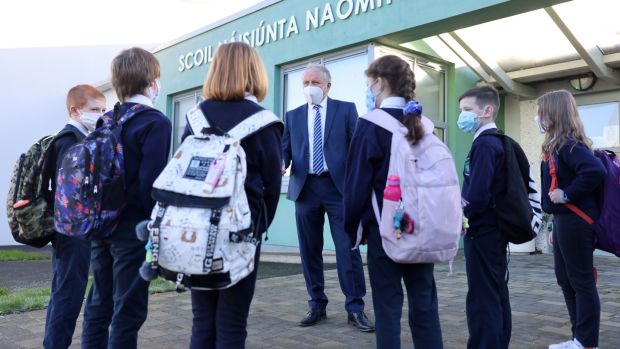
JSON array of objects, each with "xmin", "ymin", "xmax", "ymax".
[
  {"xmin": 578, "ymin": 102, "xmax": 620, "ymax": 150},
  {"xmin": 575, "ymin": 91, "xmax": 620, "ymax": 151},
  {"xmin": 172, "ymin": 89, "xmax": 203, "ymax": 150}
]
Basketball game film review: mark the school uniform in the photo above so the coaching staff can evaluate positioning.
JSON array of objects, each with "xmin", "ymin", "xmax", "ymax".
[
  {"xmin": 181, "ymin": 96, "xmax": 282, "ymax": 349},
  {"xmin": 44, "ymin": 121, "xmax": 90, "ymax": 349},
  {"xmin": 541, "ymin": 140, "xmax": 606, "ymax": 348},
  {"xmin": 81, "ymin": 95, "xmax": 172, "ymax": 349},
  {"xmin": 344, "ymin": 97, "xmax": 443, "ymax": 349},
  {"xmin": 461, "ymin": 124, "xmax": 511, "ymax": 349}
]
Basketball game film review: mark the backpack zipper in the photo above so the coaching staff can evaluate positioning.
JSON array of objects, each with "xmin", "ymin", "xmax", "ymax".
[
  {"xmin": 82, "ymin": 145, "xmax": 91, "ymax": 198},
  {"xmin": 13, "ymin": 154, "xmax": 26, "ymax": 202}
]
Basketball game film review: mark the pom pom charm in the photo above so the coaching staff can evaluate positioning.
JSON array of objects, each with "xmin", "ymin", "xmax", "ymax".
[{"xmin": 404, "ymin": 100, "xmax": 423, "ymax": 117}]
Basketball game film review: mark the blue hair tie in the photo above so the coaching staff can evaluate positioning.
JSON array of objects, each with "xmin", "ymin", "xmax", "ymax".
[{"xmin": 404, "ymin": 100, "xmax": 423, "ymax": 117}]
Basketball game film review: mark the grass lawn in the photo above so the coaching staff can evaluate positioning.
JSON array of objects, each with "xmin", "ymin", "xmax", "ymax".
[
  {"xmin": 0, "ymin": 262, "xmax": 319, "ymax": 315},
  {"xmin": 0, "ymin": 250, "xmax": 49, "ymax": 262},
  {"xmin": 0, "ymin": 278, "xmax": 175, "ymax": 315}
]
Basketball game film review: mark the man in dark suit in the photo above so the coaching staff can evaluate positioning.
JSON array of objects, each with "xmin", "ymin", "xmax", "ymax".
[{"xmin": 282, "ymin": 64, "xmax": 374, "ymax": 332}]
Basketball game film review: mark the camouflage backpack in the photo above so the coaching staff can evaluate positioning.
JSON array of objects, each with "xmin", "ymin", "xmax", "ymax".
[{"xmin": 7, "ymin": 129, "xmax": 80, "ymax": 247}]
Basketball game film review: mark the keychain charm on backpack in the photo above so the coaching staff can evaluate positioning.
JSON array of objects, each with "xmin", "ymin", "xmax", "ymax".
[
  {"xmin": 203, "ymin": 155, "xmax": 226, "ymax": 192},
  {"xmin": 393, "ymin": 202, "xmax": 404, "ymax": 239}
]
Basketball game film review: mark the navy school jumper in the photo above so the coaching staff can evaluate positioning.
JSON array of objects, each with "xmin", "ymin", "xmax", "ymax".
[
  {"xmin": 462, "ymin": 128, "xmax": 512, "ymax": 349},
  {"xmin": 81, "ymin": 103, "xmax": 172, "ymax": 349},
  {"xmin": 344, "ymin": 108, "xmax": 443, "ymax": 349},
  {"xmin": 182, "ymin": 98, "xmax": 283, "ymax": 349}
]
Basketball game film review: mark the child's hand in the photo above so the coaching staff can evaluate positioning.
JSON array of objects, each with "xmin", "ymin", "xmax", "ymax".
[{"xmin": 548, "ymin": 188, "xmax": 567, "ymax": 204}]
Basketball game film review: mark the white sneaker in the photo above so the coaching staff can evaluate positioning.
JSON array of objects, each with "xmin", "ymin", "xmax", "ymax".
[{"xmin": 548, "ymin": 339, "xmax": 582, "ymax": 349}]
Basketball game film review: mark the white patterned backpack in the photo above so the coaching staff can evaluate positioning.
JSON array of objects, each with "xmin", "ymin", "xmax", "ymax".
[
  {"xmin": 361, "ymin": 109, "xmax": 462, "ymax": 265},
  {"xmin": 136, "ymin": 104, "xmax": 281, "ymax": 290}
]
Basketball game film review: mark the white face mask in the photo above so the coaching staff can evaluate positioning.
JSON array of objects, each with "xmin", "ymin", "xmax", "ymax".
[
  {"xmin": 534, "ymin": 115, "xmax": 546, "ymax": 134},
  {"xmin": 303, "ymin": 86, "xmax": 324, "ymax": 105},
  {"xmin": 148, "ymin": 79, "xmax": 161, "ymax": 104},
  {"xmin": 80, "ymin": 112, "xmax": 102, "ymax": 132}
]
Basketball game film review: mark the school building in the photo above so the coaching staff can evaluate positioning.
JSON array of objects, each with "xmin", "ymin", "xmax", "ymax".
[{"xmin": 94, "ymin": 0, "xmax": 619, "ymax": 252}]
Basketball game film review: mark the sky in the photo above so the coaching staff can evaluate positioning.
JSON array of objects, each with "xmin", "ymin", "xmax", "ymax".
[{"xmin": 0, "ymin": 0, "xmax": 265, "ymax": 49}]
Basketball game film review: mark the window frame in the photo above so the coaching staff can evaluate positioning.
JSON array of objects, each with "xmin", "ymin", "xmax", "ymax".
[{"xmin": 171, "ymin": 89, "xmax": 203, "ymax": 151}]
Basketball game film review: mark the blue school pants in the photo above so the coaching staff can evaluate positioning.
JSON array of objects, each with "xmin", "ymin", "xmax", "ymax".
[
  {"xmin": 367, "ymin": 224, "xmax": 443, "ymax": 349},
  {"xmin": 44, "ymin": 234, "xmax": 91, "ymax": 349},
  {"xmin": 553, "ymin": 209, "xmax": 600, "ymax": 347},
  {"xmin": 81, "ymin": 218, "xmax": 149, "ymax": 349},
  {"xmin": 464, "ymin": 227, "xmax": 511, "ymax": 349},
  {"xmin": 189, "ymin": 245, "xmax": 261, "ymax": 349}
]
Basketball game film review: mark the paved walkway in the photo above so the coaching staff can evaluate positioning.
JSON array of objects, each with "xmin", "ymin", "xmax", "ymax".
[{"xmin": 0, "ymin": 253, "xmax": 619, "ymax": 348}]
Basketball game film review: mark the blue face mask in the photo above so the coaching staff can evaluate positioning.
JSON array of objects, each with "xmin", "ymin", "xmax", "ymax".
[
  {"xmin": 365, "ymin": 79, "xmax": 381, "ymax": 111},
  {"xmin": 457, "ymin": 111, "xmax": 481, "ymax": 134}
]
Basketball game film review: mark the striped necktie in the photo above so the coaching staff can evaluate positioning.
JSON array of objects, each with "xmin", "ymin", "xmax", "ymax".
[{"xmin": 312, "ymin": 105, "xmax": 324, "ymax": 175}]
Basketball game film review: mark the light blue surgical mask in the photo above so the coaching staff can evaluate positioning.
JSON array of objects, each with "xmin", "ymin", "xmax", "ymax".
[
  {"xmin": 457, "ymin": 111, "xmax": 481, "ymax": 134},
  {"xmin": 365, "ymin": 79, "xmax": 382, "ymax": 111}
]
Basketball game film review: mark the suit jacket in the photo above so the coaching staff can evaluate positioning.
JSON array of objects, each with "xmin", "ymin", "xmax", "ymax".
[{"xmin": 282, "ymin": 97, "xmax": 358, "ymax": 201}]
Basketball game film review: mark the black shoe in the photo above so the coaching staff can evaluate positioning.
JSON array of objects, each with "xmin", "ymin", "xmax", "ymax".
[
  {"xmin": 299, "ymin": 309, "xmax": 327, "ymax": 327},
  {"xmin": 348, "ymin": 312, "xmax": 375, "ymax": 332}
]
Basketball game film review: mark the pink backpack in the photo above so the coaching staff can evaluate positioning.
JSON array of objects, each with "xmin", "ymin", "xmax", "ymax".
[{"xmin": 361, "ymin": 109, "xmax": 462, "ymax": 264}]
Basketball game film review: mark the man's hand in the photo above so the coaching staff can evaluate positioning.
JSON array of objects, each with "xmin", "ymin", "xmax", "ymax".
[{"xmin": 281, "ymin": 161, "xmax": 286, "ymax": 176}]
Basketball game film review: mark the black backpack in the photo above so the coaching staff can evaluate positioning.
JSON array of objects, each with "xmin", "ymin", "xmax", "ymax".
[{"xmin": 481, "ymin": 130, "xmax": 542, "ymax": 244}]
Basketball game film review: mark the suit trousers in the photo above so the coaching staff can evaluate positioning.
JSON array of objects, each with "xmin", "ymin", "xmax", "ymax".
[{"xmin": 295, "ymin": 174, "xmax": 366, "ymax": 313}]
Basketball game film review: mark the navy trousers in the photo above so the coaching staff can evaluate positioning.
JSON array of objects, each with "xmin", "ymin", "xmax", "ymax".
[
  {"xmin": 81, "ymin": 219, "xmax": 149, "ymax": 349},
  {"xmin": 295, "ymin": 174, "xmax": 366, "ymax": 313},
  {"xmin": 189, "ymin": 245, "xmax": 261, "ymax": 349},
  {"xmin": 43, "ymin": 234, "xmax": 91, "ymax": 349},
  {"xmin": 366, "ymin": 224, "xmax": 443, "ymax": 349},
  {"xmin": 464, "ymin": 227, "xmax": 511, "ymax": 349},
  {"xmin": 553, "ymin": 209, "xmax": 600, "ymax": 347}
]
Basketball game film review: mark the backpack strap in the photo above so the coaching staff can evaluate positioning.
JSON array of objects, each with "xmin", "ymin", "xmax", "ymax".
[
  {"xmin": 360, "ymin": 109, "xmax": 436, "ymax": 135},
  {"xmin": 186, "ymin": 104, "xmax": 211, "ymax": 135},
  {"xmin": 548, "ymin": 154, "xmax": 594, "ymax": 224},
  {"xmin": 228, "ymin": 110, "xmax": 282, "ymax": 140},
  {"xmin": 101, "ymin": 102, "xmax": 153, "ymax": 128},
  {"xmin": 186, "ymin": 105, "xmax": 282, "ymax": 139}
]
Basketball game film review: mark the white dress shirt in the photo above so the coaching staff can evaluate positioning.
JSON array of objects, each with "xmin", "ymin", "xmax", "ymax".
[
  {"xmin": 474, "ymin": 122, "xmax": 498, "ymax": 141},
  {"xmin": 307, "ymin": 97, "xmax": 329, "ymax": 173},
  {"xmin": 380, "ymin": 96, "xmax": 406, "ymax": 109},
  {"xmin": 126, "ymin": 94, "xmax": 154, "ymax": 107}
]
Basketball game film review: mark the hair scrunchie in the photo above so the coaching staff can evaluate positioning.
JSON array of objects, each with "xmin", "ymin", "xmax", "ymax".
[{"xmin": 404, "ymin": 100, "xmax": 423, "ymax": 117}]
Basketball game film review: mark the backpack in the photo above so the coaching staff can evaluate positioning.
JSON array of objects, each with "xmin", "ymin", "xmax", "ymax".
[
  {"xmin": 54, "ymin": 103, "xmax": 151, "ymax": 240},
  {"xmin": 480, "ymin": 131, "xmax": 543, "ymax": 244},
  {"xmin": 362, "ymin": 109, "xmax": 462, "ymax": 264},
  {"xmin": 549, "ymin": 150, "xmax": 620, "ymax": 257},
  {"xmin": 7, "ymin": 129, "xmax": 82, "ymax": 247},
  {"xmin": 136, "ymin": 104, "xmax": 281, "ymax": 290}
]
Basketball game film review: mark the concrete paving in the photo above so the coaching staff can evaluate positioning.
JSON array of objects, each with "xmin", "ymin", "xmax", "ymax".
[{"xmin": 0, "ymin": 252, "xmax": 619, "ymax": 348}]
